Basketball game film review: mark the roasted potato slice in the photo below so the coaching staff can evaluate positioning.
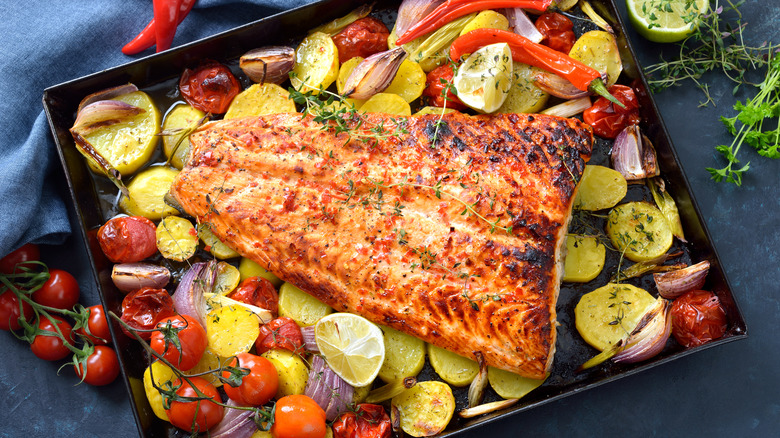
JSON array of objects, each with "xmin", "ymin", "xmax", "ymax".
[
  {"xmin": 359, "ymin": 93, "xmax": 411, "ymax": 115},
  {"xmin": 392, "ymin": 381, "xmax": 455, "ymax": 437},
  {"xmin": 162, "ymin": 103, "xmax": 204, "ymax": 170},
  {"xmin": 224, "ymin": 83, "xmax": 296, "ymax": 119},
  {"xmin": 563, "ymin": 235, "xmax": 606, "ymax": 282},
  {"xmin": 497, "ymin": 63, "xmax": 550, "ymax": 114},
  {"xmin": 575, "ymin": 283, "xmax": 657, "ymax": 351},
  {"xmin": 205, "ymin": 304, "xmax": 261, "ymax": 357},
  {"xmin": 569, "ymin": 30, "xmax": 622, "ymax": 87},
  {"xmin": 487, "ymin": 367, "xmax": 546, "ymax": 399},
  {"xmin": 291, "ymin": 32, "xmax": 339, "ymax": 94},
  {"xmin": 460, "ymin": 10, "xmax": 510, "ymax": 35},
  {"xmin": 383, "ymin": 60, "xmax": 427, "ymax": 103},
  {"xmin": 606, "ymin": 201, "xmax": 673, "ymax": 262},
  {"xmin": 337, "ymin": 56, "xmax": 364, "ymax": 95},
  {"xmin": 574, "ymin": 165, "xmax": 628, "ymax": 211},
  {"xmin": 278, "ymin": 282, "xmax": 333, "ymax": 326},
  {"xmin": 198, "ymin": 223, "xmax": 240, "ymax": 260},
  {"xmin": 238, "ymin": 257, "xmax": 283, "ymax": 287},
  {"xmin": 414, "ymin": 106, "xmax": 457, "ymax": 116},
  {"xmin": 119, "ymin": 166, "xmax": 180, "ymax": 220},
  {"xmin": 261, "ymin": 348, "xmax": 309, "ymax": 398},
  {"xmin": 378, "ymin": 325, "xmax": 426, "ymax": 382},
  {"xmin": 155, "ymin": 216, "xmax": 198, "ymax": 262},
  {"xmin": 142, "ymin": 361, "xmax": 175, "ymax": 421},
  {"xmin": 427, "ymin": 344, "xmax": 479, "ymax": 387}
]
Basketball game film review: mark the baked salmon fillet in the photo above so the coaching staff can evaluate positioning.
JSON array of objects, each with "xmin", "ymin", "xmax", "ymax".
[{"xmin": 170, "ymin": 111, "xmax": 592, "ymax": 378}]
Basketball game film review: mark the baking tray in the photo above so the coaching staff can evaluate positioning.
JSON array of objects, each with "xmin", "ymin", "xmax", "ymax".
[{"xmin": 43, "ymin": 0, "xmax": 748, "ymax": 436}]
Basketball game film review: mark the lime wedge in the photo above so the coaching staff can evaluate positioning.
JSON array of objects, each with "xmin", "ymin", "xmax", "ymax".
[
  {"xmin": 626, "ymin": 0, "xmax": 708, "ymax": 43},
  {"xmin": 315, "ymin": 313, "xmax": 385, "ymax": 386},
  {"xmin": 453, "ymin": 42, "xmax": 513, "ymax": 113}
]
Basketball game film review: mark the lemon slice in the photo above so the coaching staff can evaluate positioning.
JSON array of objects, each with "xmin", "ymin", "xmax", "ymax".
[
  {"xmin": 626, "ymin": 0, "xmax": 708, "ymax": 43},
  {"xmin": 315, "ymin": 313, "xmax": 385, "ymax": 386},
  {"xmin": 453, "ymin": 42, "xmax": 513, "ymax": 113}
]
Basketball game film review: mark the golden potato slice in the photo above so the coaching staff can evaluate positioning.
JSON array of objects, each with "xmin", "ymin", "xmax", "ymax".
[
  {"xmin": 224, "ymin": 83, "xmax": 296, "ymax": 119},
  {"xmin": 213, "ymin": 261, "xmax": 241, "ymax": 296},
  {"xmin": 238, "ymin": 257, "xmax": 283, "ymax": 287},
  {"xmin": 460, "ymin": 10, "xmax": 510, "ymax": 35},
  {"xmin": 575, "ymin": 283, "xmax": 657, "ymax": 351},
  {"xmin": 487, "ymin": 367, "xmax": 546, "ymax": 399},
  {"xmin": 291, "ymin": 32, "xmax": 339, "ymax": 94},
  {"xmin": 574, "ymin": 165, "xmax": 628, "ymax": 211},
  {"xmin": 278, "ymin": 282, "xmax": 333, "ymax": 326},
  {"xmin": 353, "ymin": 384, "xmax": 372, "ymax": 404},
  {"xmin": 383, "ymin": 60, "xmax": 426, "ymax": 103},
  {"xmin": 337, "ymin": 56, "xmax": 364, "ymax": 94},
  {"xmin": 185, "ymin": 347, "xmax": 224, "ymax": 387},
  {"xmin": 82, "ymin": 90, "xmax": 160, "ymax": 176},
  {"xmin": 119, "ymin": 166, "xmax": 180, "ymax": 220},
  {"xmin": 359, "ymin": 93, "xmax": 411, "ymax": 116},
  {"xmin": 198, "ymin": 223, "xmax": 240, "ymax": 259},
  {"xmin": 497, "ymin": 63, "xmax": 550, "ymax": 114},
  {"xmin": 377, "ymin": 325, "xmax": 426, "ymax": 383},
  {"xmin": 554, "ymin": 0, "xmax": 579, "ymax": 10},
  {"xmin": 205, "ymin": 304, "xmax": 261, "ymax": 357},
  {"xmin": 392, "ymin": 381, "xmax": 455, "ymax": 437},
  {"xmin": 427, "ymin": 344, "xmax": 479, "ymax": 387},
  {"xmin": 563, "ymin": 235, "xmax": 606, "ymax": 283},
  {"xmin": 568, "ymin": 30, "xmax": 623, "ymax": 87},
  {"xmin": 414, "ymin": 106, "xmax": 457, "ymax": 116},
  {"xmin": 606, "ymin": 201, "xmax": 673, "ymax": 262},
  {"xmin": 155, "ymin": 216, "xmax": 198, "ymax": 262},
  {"xmin": 261, "ymin": 349, "xmax": 309, "ymax": 398},
  {"xmin": 162, "ymin": 103, "xmax": 204, "ymax": 170},
  {"xmin": 143, "ymin": 361, "xmax": 175, "ymax": 421}
]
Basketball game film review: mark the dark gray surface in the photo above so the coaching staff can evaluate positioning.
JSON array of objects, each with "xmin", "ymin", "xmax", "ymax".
[{"xmin": 2, "ymin": 0, "xmax": 779, "ymax": 436}]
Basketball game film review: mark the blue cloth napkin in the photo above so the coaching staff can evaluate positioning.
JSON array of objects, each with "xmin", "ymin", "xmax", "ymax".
[{"xmin": 0, "ymin": 0, "xmax": 316, "ymax": 258}]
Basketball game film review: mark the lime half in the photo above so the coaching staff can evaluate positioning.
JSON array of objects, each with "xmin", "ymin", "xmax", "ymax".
[
  {"xmin": 453, "ymin": 42, "xmax": 513, "ymax": 113},
  {"xmin": 315, "ymin": 313, "xmax": 385, "ymax": 386},
  {"xmin": 626, "ymin": 0, "xmax": 708, "ymax": 43}
]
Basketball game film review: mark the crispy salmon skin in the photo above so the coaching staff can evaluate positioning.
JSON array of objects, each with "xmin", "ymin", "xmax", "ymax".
[{"xmin": 170, "ymin": 111, "xmax": 592, "ymax": 378}]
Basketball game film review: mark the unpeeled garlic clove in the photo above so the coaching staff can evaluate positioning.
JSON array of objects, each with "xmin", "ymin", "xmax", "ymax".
[
  {"xmin": 654, "ymin": 260, "xmax": 710, "ymax": 299},
  {"xmin": 239, "ymin": 46, "xmax": 295, "ymax": 84},
  {"xmin": 611, "ymin": 124, "xmax": 659, "ymax": 180},
  {"xmin": 342, "ymin": 47, "xmax": 407, "ymax": 100}
]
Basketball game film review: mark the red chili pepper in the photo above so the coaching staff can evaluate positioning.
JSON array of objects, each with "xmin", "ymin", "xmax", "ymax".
[
  {"xmin": 122, "ymin": 0, "xmax": 196, "ymax": 55},
  {"xmin": 395, "ymin": 0, "xmax": 552, "ymax": 46},
  {"xmin": 449, "ymin": 28, "xmax": 623, "ymax": 107},
  {"xmin": 154, "ymin": 0, "xmax": 181, "ymax": 52},
  {"xmin": 582, "ymin": 84, "xmax": 641, "ymax": 138}
]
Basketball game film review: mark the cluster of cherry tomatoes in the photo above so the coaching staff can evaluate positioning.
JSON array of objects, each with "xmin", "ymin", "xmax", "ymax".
[{"xmin": 0, "ymin": 243, "xmax": 120, "ymax": 386}]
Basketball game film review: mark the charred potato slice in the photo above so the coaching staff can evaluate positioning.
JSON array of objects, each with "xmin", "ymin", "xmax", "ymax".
[
  {"xmin": 378, "ymin": 325, "xmax": 426, "ymax": 383},
  {"xmin": 392, "ymin": 381, "xmax": 455, "ymax": 437}
]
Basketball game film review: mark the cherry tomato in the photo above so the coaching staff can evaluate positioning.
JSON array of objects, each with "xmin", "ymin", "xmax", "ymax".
[
  {"xmin": 332, "ymin": 17, "xmax": 390, "ymax": 64},
  {"xmin": 151, "ymin": 314, "xmax": 207, "ymax": 371},
  {"xmin": 255, "ymin": 316, "xmax": 304, "ymax": 355},
  {"xmin": 76, "ymin": 304, "xmax": 112, "ymax": 345},
  {"xmin": 31, "ymin": 316, "xmax": 73, "ymax": 361},
  {"xmin": 179, "ymin": 61, "xmax": 240, "ymax": 114},
  {"xmin": 671, "ymin": 289, "xmax": 728, "ymax": 348},
  {"xmin": 535, "ymin": 12, "xmax": 576, "ymax": 54},
  {"xmin": 333, "ymin": 403, "xmax": 391, "ymax": 438},
  {"xmin": 32, "ymin": 269, "xmax": 80, "ymax": 310},
  {"xmin": 74, "ymin": 345, "xmax": 120, "ymax": 386},
  {"xmin": 422, "ymin": 64, "xmax": 467, "ymax": 111},
  {"xmin": 582, "ymin": 84, "xmax": 642, "ymax": 138},
  {"xmin": 97, "ymin": 216, "xmax": 157, "ymax": 263},
  {"xmin": 228, "ymin": 277, "xmax": 279, "ymax": 318},
  {"xmin": 0, "ymin": 290, "xmax": 32, "ymax": 331},
  {"xmin": 272, "ymin": 394, "xmax": 327, "ymax": 438},
  {"xmin": 0, "ymin": 243, "xmax": 40, "ymax": 274},
  {"xmin": 222, "ymin": 352, "xmax": 278, "ymax": 406},
  {"xmin": 165, "ymin": 376, "xmax": 224, "ymax": 433},
  {"xmin": 120, "ymin": 287, "xmax": 176, "ymax": 340}
]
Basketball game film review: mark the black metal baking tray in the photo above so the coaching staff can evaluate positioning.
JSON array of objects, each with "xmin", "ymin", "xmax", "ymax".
[{"xmin": 43, "ymin": 0, "xmax": 747, "ymax": 436}]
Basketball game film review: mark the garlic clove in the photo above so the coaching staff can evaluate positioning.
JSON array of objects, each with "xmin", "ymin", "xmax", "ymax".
[
  {"xmin": 533, "ymin": 71, "xmax": 591, "ymax": 99},
  {"xmin": 239, "ymin": 46, "xmax": 295, "ymax": 84},
  {"xmin": 612, "ymin": 124, "xmax": 655, "ymax": 180},
  {"xmin": 111, "ymin": 262, "xmax": 171, "ymax": 292},
  {"xmin": 342, "ymin": 47, "xmax": 408, "ymax": 100}
]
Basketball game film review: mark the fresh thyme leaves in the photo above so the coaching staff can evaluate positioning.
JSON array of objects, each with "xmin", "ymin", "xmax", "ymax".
[{"xmin": 706, "ymin": 53, "xmax": 780, "ymax": 185}]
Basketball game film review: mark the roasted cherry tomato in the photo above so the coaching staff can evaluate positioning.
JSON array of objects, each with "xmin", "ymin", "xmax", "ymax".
[
  {"xmin": 151, "ymin": 314, "xmax": 207, "ymax": 371},
  {"xmin": 0, "ymin": 290, "xmax": 32, "ymax": 331},
  {"xmin": 222, "ymin": 352, "xmax": 278, "ymax": 406},
  {"xmin": 75, "ymin": 304, "xmax": 112, "ymax": 345},
  {"xmin": 272, "ymin": 394, "xmax": 327, "ymax": 438},
  {"xmin": 255, "ymin": 316, "xmax": 304, "ymax": 355},
  {"xmin": 0, "ymin": 243, "xmax": 40, "ymax": 274},
  {"xmin": 179, "ymin": 61, "xmax": 240, "ymax": 114},
  {"xmin": 228, "ymin": 277, "xmax": 279, "ymax": 318},
  {"xmin": 97, "ymin": 216, "xmax": 158, "ymax": 263},
  {"xmin": 32, "ymin": 269, "xmax": 80, "ymax": 310},
  {"xmin": 582, "ymin": 84, "xmax": 641, "ymax": 138},
  {"xmin": 120, "ymin": 287, "xmax": 176, "ymax": 339},
  {"xmin": 671, "ymin": 289, "xmax": 728, "ymax": 348},
  {"xmin": 165, "ymin": 376, "xmax": 225, "ymax": 433},
  {"xmin": 333, "ymin": 403, "xmax": 391, "ymax": 438},
  {"xmin": 332, "ymin": 17, "xmax": 390, "ymax": 64},
  {"xmin": 31, "ymin": 316, "xmax": 73, "ymax": 361},
  {"xmin": 535, "ymin": 12, "xmax": 576, "ymax": 54},
  {"xmin": 74, "ymin": 345, "xmax": 120, "ymax": 386},
  {"xmin": 422, "ymin": 64, "xmax": 467, "ymax": 110}
]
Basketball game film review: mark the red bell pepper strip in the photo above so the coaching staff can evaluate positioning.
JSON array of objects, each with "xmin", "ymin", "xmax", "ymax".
[
  {"xmin": 395, "ymin": 0, "xmax": 552, "ymax": 45},
  {"xmin": 449, "ymin": 28, "xmax": 624, "ymax": 107},
  {"xmin": 154, "ymin": 0, "xmax": 181, "ymax": 52},
  {"xmin": 122, "ymin": 0, "xmax": 196, "ymax": 55}
]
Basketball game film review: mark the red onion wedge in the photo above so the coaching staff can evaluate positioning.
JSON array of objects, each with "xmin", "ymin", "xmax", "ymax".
[
  {"xmin": 210, "ymin": 399, "xmax": 260, "ymax": 438},
  {"xmin": 395, "ymin": 0, "xmax": 445, "ymax": 37},
  {"xmin": 171, "ymin": 260, "xmax": 217, "ymax": 328},
  {"xmin": 301, "ymin": 325, "xmax": 319, "ymax": 353},
  {"xmin": 654, "ymin": 261, "xmax": 710, "ymax": 299},
  {"xmin": 611, "ymin": 124, "xmax": 660, "ymax": 181},
  {"xmin": 239, "ymin": 46, "xmax": 295, "ymax": 85},
  {"xmin": 305, "ymin": 355, "xmax": 354, "ymax": 421},
  {"xmin": 71, "ymin": 100, "xmax": 145, "ymax": 135},
  {"xmin": 505, "ymin": 8, "xmax": 543, "ymax": 43},
  {"xmin": 111, "ymin": 263, "xmax": 170, "ymax": 292},
  {"xmin": 77, "ymin": 83, "xmax": 139, "ymax": 112}
]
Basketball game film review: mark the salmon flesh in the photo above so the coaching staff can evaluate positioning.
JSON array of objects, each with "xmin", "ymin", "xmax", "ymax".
[{"xmin": 170, "ymin": 111, "xmax": 592, "ymax": 378}]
